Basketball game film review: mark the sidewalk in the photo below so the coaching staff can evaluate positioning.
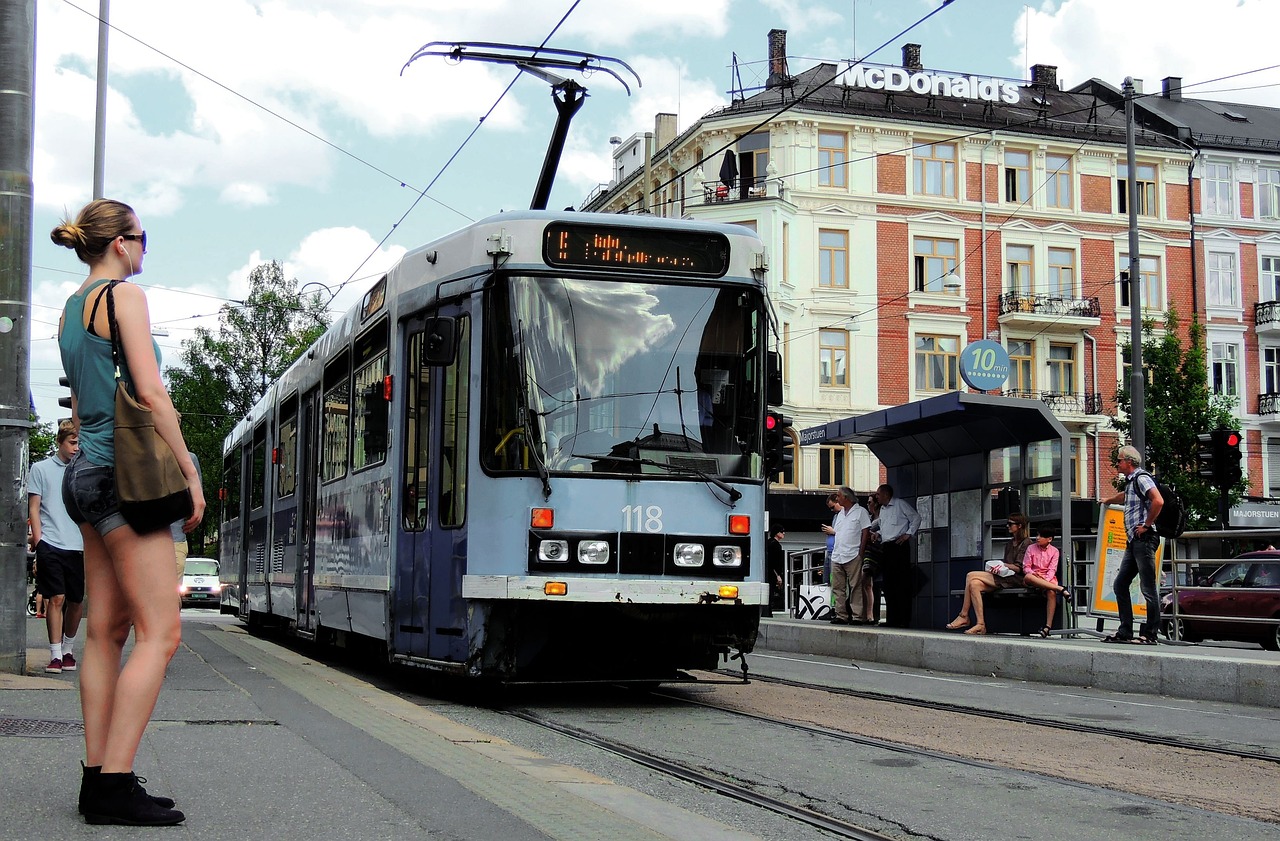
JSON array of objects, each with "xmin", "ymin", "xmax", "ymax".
[
  {"xmin": 759, "ymin": 616, "xmax": 1280, "ymax": 707},
  {"xmin": 0, "ymin": 615, "xmax": 757, "ymax": 840}
]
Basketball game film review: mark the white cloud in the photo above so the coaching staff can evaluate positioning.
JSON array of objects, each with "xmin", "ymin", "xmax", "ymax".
[{"xmin": 1016, "ymin": 0, "xmax": 1280, "ymax": 105}]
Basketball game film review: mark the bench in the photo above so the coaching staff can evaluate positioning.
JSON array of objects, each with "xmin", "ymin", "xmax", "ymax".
[{"xmin": 948, "ymin": 586, "xmax": 1062, "ymax": 635}]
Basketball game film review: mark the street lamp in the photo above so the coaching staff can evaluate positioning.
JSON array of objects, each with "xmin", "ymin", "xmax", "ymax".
[{"xmin": 941, "ymin": 271, "xmax": 962, "ymax": 291}]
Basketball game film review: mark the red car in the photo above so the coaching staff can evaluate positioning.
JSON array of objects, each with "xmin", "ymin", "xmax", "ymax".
[{"xmin": 1162, "ymin": 551, "xmax": 1280, "ymax": 650}]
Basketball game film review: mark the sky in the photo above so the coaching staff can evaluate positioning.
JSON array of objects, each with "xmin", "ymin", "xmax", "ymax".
[{"xmin": 27, "ymin": 0, "xmax": 1280, "ymax": 426}]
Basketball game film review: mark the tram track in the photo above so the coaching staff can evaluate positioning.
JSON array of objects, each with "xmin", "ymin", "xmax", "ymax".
[
  {"xmin": 505, "ymin": 708, "xmax": 898, "ymax": 841},
  {"xmin": 707, "ymin": 669, "xmax": 1280, "ymax": 765}
]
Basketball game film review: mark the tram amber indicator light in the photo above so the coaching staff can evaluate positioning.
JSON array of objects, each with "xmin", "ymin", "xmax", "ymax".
[
  {"xmin": 543, "ymin": 581, "xmax": 567, "ymax": 596},
  {"xmin": 543, "ymin": 223, "xmax": 730, "ymax": 277},
  {"xmin": 728, "ymin": 514, "xmax": 751, "ymax": 535},
  {"xmin": 531, "ymin": 508, "xmax": 554, "ymax": 529},
  {"xmin": 718, "ymin": 585, "xmax": 739, "ymax": 600}
]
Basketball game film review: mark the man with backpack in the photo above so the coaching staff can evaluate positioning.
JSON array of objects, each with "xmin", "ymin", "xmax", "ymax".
[{"xmin": 1101, "ymin": 445, "xmax": 1165, "ymax": 645}]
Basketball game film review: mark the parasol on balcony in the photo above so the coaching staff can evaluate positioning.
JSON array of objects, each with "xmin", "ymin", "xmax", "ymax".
[{"xmin": 718, "ymin": 150, "xmax": 738, "ymax": 188}]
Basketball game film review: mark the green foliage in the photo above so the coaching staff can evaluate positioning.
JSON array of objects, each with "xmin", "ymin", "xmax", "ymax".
[
  {"xmin": 28, "ymin": 414, "xmax": 55, "ymax": 464},
  {"xmin": 1113, "ymin": 309, "xmax": 1241, "ymax": 528},
  {"xmin": 165, "ymin": 261, "xmax": 330, "ymax": 554}
]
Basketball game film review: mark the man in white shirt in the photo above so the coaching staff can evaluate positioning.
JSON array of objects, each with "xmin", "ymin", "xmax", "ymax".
[
  {"xmin": 874, "ymin": 483, "xmax": 921, "ymax": 628},
  {"xmin": 822, "ymin": 486, "xmax": 870, "ymax": 625},
  {"xmin": 28, "ymin": 422, "xmax": 85, "ymax": 674}
]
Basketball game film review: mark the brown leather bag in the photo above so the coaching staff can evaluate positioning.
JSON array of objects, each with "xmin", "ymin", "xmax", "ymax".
[{"xmin": 105, "ymin": 281, "xmax": 193, "ymax": 533}]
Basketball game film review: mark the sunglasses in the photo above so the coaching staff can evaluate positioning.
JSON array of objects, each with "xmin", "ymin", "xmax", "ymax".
[{"xmin": 120, "ymin": 231, "xmax": 148, "ymax": 253}]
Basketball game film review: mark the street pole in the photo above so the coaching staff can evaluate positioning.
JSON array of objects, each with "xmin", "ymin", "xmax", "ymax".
[
  {"xmin": 93, "ymin": 0, "xmax": 110, "ymax": 199},
  {"xmin": 1124, "ymin": 77, "xmax": 1145, "ymax": 457},
  {"xmin": 0, "ymin": 0, "xmax": 36, "ymax": 675}
]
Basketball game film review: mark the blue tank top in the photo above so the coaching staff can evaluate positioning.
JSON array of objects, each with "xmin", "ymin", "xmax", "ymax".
[{"xmin": 59, "ymin": 279, "xmax": 162, "ymax": 466}]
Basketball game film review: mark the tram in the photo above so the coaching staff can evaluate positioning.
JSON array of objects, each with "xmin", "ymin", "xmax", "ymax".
[{"xmin": 218, "ymin": 211, "xmax": 779, "ymax": 681}]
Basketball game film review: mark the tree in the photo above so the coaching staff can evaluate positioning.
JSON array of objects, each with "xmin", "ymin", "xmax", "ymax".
[
  {"xmin": 28, "ymin": 414, "xmax": 54, "ymax": 464},
  {"xmin": 165, "ymin": 261, "xmax": 330, "ymax": 554},
  {"xmin": 1113, "ymin": 309, "xmax": 1241, "ymax": 529}
]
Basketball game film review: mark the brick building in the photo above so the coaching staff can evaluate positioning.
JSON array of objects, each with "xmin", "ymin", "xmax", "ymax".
[{"xmin": 581, "ymin": 33, "xmax": 1276, "ymax": 507}]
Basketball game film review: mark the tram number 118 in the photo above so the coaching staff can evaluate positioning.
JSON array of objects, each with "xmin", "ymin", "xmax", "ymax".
[{"xmin": 621, "ymin": 505, "xmax": 663, "ymax": 532}]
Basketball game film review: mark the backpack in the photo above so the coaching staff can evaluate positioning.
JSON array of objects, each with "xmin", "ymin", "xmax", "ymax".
[{"xmin": 1133, "ymin": 469, "xmax": 1187, "ymax": 538}]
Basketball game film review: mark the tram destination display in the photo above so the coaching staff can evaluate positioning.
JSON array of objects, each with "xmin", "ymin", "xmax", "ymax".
[{"xmin": 544, "ymin": 222, "xmax": 730, "ymax": 276}]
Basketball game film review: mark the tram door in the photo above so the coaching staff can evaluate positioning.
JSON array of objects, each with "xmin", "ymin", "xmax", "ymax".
[
  {"xmin": 296, "ymin": 386, "xmax": 320, "ymax": 632},
  {"xmin": 395, "ymin": 317, "xmax": 434, "ymax": 658}
]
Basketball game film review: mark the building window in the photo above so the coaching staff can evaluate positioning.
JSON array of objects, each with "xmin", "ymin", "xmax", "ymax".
[
  {"xmin": 913, "ymin": 236, "xmax": 959, "ymax": 293},
  {"xmin": 774, "ymin": 432, "xmax": 798, "ymax": 488},
  {"xmin": 1047, "ymin": 248, "xmax": 1076, "ymax": 297},
  {"xmin": 1045, "ymin": 154, "xmax": 1072, "ymax": 209},
  {"xmin": 781, "ymin": 322, "xmax": 790, "ymax": 385},
  {"xmin": 782, "ymin": 222, "xmax": 790, "ymax": 285},
  {"xmin": 1047, "ymin": 343, "xmax": 1075, "ymax": 394},
  {"xmin": 818, "ymin": 445, "xmax": 847, "ymax": 488},
  {"xmin": 1212, "ymin": 342, "xmax": 1239, "ymax": 396},
  {"xmin": 819, "ymin": 229, "xmax": 849, "ymax": 288},
  {"xmin": 1069, "ymin": 438, "xmax": 1080, "ymax": 497},
  {"xmin": 1006, "ymin": 245, "xmax": 1033, "ymax": 295},
  {"xmin": 819, "ymin": 329, "xmax": 848, "ymax": 387},
  {"xmin": 1204, "ymin": 162, "xmax": 1234, "ymax": 216},
  {"xmin": 1121, "ymin": 253, "xmax": 1163, "ymax": 310},
  {"xmin": 1207, "ymin": 252, "xmax": 1239, "ymax": 308},
  {"xmin": 1005, "ymin": 150, "xmax": 1030, "ymax": 203},
  {"xmin": 1263, "ymin": 256, "xmax": 1280, "ymax": 302},
  {"xmin": 1265, "ymin": 347, "xmax": 1280, "ymax": 394},
  {"xmin": 915, "ymin": 335, "xmax": 958, "ymax": 392},
  {"xmin": 914, "ymin": 142, "xmax": 956, "ymax": 197},
  {"xmin": 1117, "ymin": 163, "xmax": 1157, "ymax": 216},
  {"xmin": 818, "ymin": 131, "xmax": 847, "ymax": 187},
  {"xmin": 1007, "ymin": 339, "xmax": 1034, "ymax": 394},
  {"xmin": 1260, "ymin": 168, "xmax": 1280, "ymax": 220}
]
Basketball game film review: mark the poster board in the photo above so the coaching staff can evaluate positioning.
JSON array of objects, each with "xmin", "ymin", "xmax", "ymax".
[{"xmin": 1090, "ymin": 504, "xmax": 1164, "ymax": 619}]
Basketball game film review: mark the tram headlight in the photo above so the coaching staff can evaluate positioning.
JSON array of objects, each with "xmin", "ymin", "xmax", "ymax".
[
  {"xmin": 578, "ymin": 540, "xmax": 610, "ymax": 565},
  {"xmin": 711, "ymin": 545, "xmax": 742, "ymax": 567},
  {"xmin": 538, "ymin": 540, "xmax": 570, "ymax": 562},
  {"xmin": 673, "ymin": 543, "xmax": 705, "ymax": 567}
]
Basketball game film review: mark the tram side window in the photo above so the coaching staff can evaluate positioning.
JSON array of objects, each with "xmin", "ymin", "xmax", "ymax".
[
  {"xmin": 277, "ymin": 399, "xmax": 298, "ymax": 499},
  {"xmin": 223, "ymin": 448, "xmax": 241, "ymax": 522},
  {"xmin": 403, "ymin": 330, "xmax": 430, "ymax": 532},
  {"xmin": 322, "ymin": 352, "xmax": 351, "ymax": 483},
  {"xmin": 250, "ymin": 425, "xmax": 267, "ymax": 510},
  {"xmin": 440, "ymin": 316, "xmax": 470, "ymax": 527},
  {"xmin": 353, "ymin": 321, "xmax": 390, "ymax": 471}
]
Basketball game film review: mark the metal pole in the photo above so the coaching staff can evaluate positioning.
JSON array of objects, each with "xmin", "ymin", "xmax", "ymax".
[
  {"xmin": 93, "ymin": 0, "xmax": 110, "ymax": 199},
  {"xmin": 1124, "ymin": 77, "xmax": 1145, "ymax": 456},
  {"xmin": 0, "ymin": 0, "xmax": 37, "ymax": 674}
]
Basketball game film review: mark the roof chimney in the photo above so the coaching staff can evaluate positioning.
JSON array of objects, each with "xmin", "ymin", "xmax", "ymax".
[
  {"xmin": 1030, "ymin": 64, "xmax": 1059, "ymax": 91},
  {"xmin": 902, "ymin": 43, "xmax": 922, "ymax": 71},
  {"xmin": 654, "ymin": 113, "xmax": 677, "ymax": 150},
  {"xmin": 1162, "ymin": 76, "xmax": 1183, "ymax": 100},
  {"xmin": 766, "ymin": 29, "xmax": 791, "ymax": 89}
]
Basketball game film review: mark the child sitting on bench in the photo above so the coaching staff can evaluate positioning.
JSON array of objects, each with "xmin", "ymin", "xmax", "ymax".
[{"xmin": 1021, "ymin": 526, "xmax": 1067, "ymax": 637}]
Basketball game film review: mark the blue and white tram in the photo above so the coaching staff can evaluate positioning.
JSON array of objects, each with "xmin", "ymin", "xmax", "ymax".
[{"xmin": 219, "ymin": 211, "xmax": 778, "ymax": 680}]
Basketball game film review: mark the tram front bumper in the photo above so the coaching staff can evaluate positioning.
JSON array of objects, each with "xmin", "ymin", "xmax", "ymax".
[{"xmin": 462, "ymin": 575, "xmax": 768, "ymax": 605}]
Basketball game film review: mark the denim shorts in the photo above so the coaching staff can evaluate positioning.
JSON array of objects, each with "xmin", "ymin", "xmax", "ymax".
[{"xmin": 62, "ymin": 451, "xmax": 128, "ymax": 537}]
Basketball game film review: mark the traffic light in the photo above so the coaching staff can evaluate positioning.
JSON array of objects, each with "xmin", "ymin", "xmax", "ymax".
[
  {"xmin": 764, "ymin": 411, "xmax": 792, "ymax": 474},
  {"xmin": 57, "ymin": 376, "xmax": 72, "ymax": 410},
  {"xmin": 1195, "ymin": 432, "xmax": 1216, "ymax": 480},
  {"xmin": 1215, "ymin": 428, "xmax": 1243, "ymax": 487}
]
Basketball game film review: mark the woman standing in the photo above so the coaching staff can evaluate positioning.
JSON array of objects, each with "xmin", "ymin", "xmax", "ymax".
[
  {"xmin": 53, "ymin": 199, "xmax": 204, "ymax": 826},
  {"xmin": 944, "ymin": 512, "xmax": 1032, "ymax": 635}
]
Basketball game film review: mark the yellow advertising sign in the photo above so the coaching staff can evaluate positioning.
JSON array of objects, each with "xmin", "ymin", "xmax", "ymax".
[{"xmin": 1091, "ymin": 505, "xmax": 1163, "ymax": 618}]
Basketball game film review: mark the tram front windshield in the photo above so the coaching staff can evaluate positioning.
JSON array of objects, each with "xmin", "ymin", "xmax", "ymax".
[{"xmin": 483, "ymin": 276, "xmax": 765, "ymax": 480}]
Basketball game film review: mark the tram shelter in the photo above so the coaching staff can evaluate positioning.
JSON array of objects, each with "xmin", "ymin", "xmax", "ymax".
[{"xmin": 799, "ymin": 392, "xmax": 1073, "ymax": 631}]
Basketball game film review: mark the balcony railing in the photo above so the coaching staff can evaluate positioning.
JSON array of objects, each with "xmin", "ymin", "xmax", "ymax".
[
  {"xmin": 1256, "ymin": 300, "xmax": 1280, "ymax": 329},
  {"xmin": 1003, "ymin": 390, "xmax": 1104, "ymax": 415},
  {"xmin": 998, "ymin": 292, "xmax": 1101, "ymax": 318},
  {"xmin": 701, "ymin": 176, "xmax": 771, "ymax": 204},
  {"xmin": 1260, "ymin": 392, "xmax": 1280, "ymax": 416}
]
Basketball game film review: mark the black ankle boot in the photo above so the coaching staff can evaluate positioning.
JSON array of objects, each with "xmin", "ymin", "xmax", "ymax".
[
  {"xmin": 82, "ymin": 771, "xmax": 185, "ymax": 826},
  {"xmin": 79, "ymin": 763, "xmax": 177, "ymax": 813}
]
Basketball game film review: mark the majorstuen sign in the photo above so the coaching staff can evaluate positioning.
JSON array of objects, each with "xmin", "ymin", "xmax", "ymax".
[{"xmin": 845, "ymin": 64, "xmax": 1021, "ymax": 105}]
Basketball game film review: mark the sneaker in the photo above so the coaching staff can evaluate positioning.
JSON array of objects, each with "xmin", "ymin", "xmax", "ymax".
[
  {"xmin": 44, "ymin": 657, "xmax": 62, "ymax": 674},
  {"xmin": 61, "ymin": 652, "xmax": 77, "ymax": 671}
]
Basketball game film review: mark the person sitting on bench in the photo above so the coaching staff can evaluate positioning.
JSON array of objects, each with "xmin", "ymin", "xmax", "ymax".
[
  {"xmin": 1021, "ymin": 526, "xmax": 1067, "ymax": 637},
  {"xmin": 946, "ymin": 513, "xmax": 1031, "ymax": 635}
]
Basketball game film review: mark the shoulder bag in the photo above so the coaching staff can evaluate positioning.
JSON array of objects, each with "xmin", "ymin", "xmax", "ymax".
[{"xmin": 105, "ymin": 281, "xmax": 193, "ymax": 533}]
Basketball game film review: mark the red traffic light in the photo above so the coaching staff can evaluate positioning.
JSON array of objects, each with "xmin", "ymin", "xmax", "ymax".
[
  {"xmin": 1225, "ymin": 431, "xmax": 1241, "ymax": 447},
  {"xmin": 766, "ymin": 414, "xmax": 778, "ymax": 430}
]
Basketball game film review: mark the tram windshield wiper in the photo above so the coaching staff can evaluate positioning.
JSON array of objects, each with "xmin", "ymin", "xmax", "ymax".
[{"xmin": 570, "ymin": 453, "xmax": 741, "ymax": 505}]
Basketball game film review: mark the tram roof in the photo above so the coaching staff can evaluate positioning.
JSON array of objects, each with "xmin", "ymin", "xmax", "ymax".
[{"xmin": 798, "ymin": 392, "xmax": 1069, "ymax": 468}]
